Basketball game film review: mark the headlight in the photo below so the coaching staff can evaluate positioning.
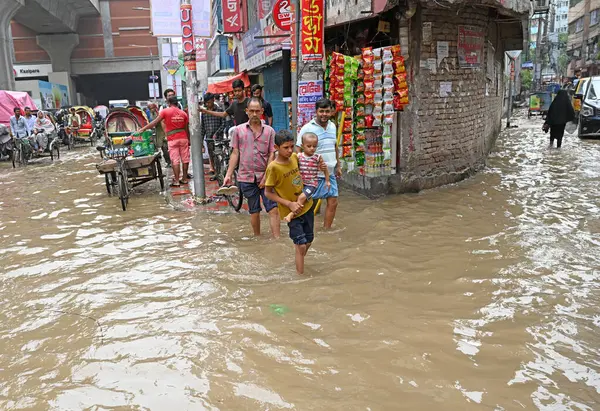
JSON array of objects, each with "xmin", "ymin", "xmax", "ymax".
[{"xmin": 581, "ymin": 105, "xmax": 594, "ymax": 117}]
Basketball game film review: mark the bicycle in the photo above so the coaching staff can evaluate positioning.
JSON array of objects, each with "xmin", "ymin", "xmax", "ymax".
[
  {"xmin": 213, "ymin": 138, "xmax": 243, "ymax": 212},
  {"xmin": 12, "ymin": 137, "xmax": 33, "ymax": 167}
]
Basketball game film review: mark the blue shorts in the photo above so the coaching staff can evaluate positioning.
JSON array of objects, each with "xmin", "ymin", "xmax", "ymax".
[
  {"xmin": 288, "ymin": 208, "xmax": 314, "ymax": 245},
  {"xmin": 239, "ymin": 181, "xmax": 277, "ymax": 215},
  {"xmin": 312, "ymin": 175, "xmax": 338, "ymax": 199},
  {"xmin": 303, "ymin": 184, "xmax": 317, "ymax": 200}
]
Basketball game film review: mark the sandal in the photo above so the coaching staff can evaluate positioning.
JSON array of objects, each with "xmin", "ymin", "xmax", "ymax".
[
  {"xmin": 180, "ymin": 179, "xmax": 189, "ymax": 185},
  {"xmin": 170, "ymin": 181, "xmax": 180, "ymax": 188}
]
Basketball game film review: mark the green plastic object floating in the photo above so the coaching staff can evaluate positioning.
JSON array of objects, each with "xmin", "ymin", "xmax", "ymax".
[{"xmin": 270, "ymin": 304, "xmax": 289, "ymax": 316}]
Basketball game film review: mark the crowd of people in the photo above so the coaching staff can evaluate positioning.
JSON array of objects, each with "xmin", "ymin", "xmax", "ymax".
[
  {"xmin": 137, "ymin": 79, "xmax": 341, "ymax": 274},
  {"xmin": 9, "ymin": 106, "xmax": 57, "ymax": 153}
]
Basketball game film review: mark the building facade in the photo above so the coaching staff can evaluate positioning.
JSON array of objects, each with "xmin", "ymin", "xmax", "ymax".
[
  {"xmin": 568, "ymin": 0, "xmax": 600, "ymax": 76},
  {"xmin": 322, "ymin": 0, "xmax": 530, "ymax": 196},
  {"xmin": 6, "ymin": 0, "xmax": 161, "ymax": 107}
]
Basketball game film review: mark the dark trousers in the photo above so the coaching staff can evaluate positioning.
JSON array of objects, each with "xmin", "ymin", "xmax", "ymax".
[{"xmin": 550, "ymin": 124, "xmax": 566, "ymax": 148}]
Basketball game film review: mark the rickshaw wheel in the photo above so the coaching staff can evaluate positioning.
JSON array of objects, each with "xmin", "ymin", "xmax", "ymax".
[
  {"xmin": 11, "ymin": 149, "xmax": 16, "ymax": 168},
  {"xmin": 104, "ymin": 174, "xmax": 112, "ymax": 194},
  {"xmin": 117, "ymin": 172, "xmax": 128, "ymax": 211},
  {"xmin": 156, "ymin": 159, "xmax": 165, "ymax": 191}
]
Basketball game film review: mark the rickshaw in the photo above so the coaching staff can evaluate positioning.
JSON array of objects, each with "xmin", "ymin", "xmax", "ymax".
[
  {"xmin": 65, "ymin": 106, "xmax": 97, "ymax": 148},
  {"xmin": 103, "ymin": 108, "xmax": 142, "ymax": 150},
  {"xmin": 127, "ymin": 105, "xmax": 149, "ymax": 127},
  {"xmin": 12, "ymin": 112, "xmax": 61, "ymax": 167},
  {"xmin": 96, "ymin": 111, "xmax": 164, "ymax": 211},
  {"xmin": 528, "ymin": 91, "xmax": 553, "ymax": 118}
]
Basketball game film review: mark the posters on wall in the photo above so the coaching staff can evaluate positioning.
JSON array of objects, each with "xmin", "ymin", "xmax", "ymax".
[
  {"xmin": 38, "ymin": 80, "xmax": 69, "ymax": 109},
  {"xmin": 437, "ymin": 41, "xmax": 449, "ymax": 66},
  {"xmin": 297, "ymin": 80, "xmax": 323, "ymax": 132},
  {"xmin": 458, "ymin": 25, "xmax": 485, "ymax": 68},
  {"xmin": 150, "ymin": 0, "xmax": 211, "ymax": 37}
]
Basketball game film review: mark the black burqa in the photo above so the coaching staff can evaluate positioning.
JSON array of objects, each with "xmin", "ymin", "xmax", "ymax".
[
  {"xmin": 544, "ymin": 90, "xmax": 575, "ymax": 148},
  {"xmin": 545, "ymin": 90, "xmax": 575, "ymax": 126}
]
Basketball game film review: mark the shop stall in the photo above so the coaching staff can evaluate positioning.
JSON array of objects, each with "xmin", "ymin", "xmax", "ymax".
[{"xmin": 325, "ymin": 45, "xmax": 408, "ymax": 177}]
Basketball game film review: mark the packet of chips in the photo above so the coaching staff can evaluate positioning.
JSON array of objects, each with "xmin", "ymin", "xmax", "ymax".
[
  {"xmin": 355, "ymin": 140, "xmax": 365, "ymax": 152},
  {"xmin": 391, "ymin": 44, "xmax": 402, "ymax": 58},
  {"xmin": 384, "ymin": 86, "xmax": 394, "ymax": 100},
  {"xmin": 365, "ymin": 90, "xmax": 375, "ymax": 105},
  {"xmin": 393, "ymin": 59, "xmax": 406, "ymax": 74},
  {"xmin": 342, "ymin": 145, "xmax": 353, "ymax": 157},
  {"xmin": 356, "ymin": 104, "xmax": 366, "ymax": 117},
  {"xmin": 355, "ymin": 130, "xmax": 366, "ymax": 141},
  {"xmin": 394, "ymin": 73, "xmax": 408, "ymax": 90},
  {"xmin": 362, "ymin": 47, "xmax": 374, "ymax": 65},
  {"xmin": 343, "ymin": 132, "xmax": 353, "ymax": 145},
  {"xmin": 384, "ymin": 113, "xmax": 394, "ymax": 124},
  {"xmin": 356, "ymin": 94, "xmax": 366, "ymax": 105},
  {"xmin": 345, "ymin": 106, "xmax": 353, "ymax": 119},
  {"xmin": 343, "ymin": 119, "xmax": 353, "ymax": 132},
  {"xmin": 355, "ymin": 116, "xmax": 366, "ymax": 130},
  {"xmin": 382, "ymin": 47, "xmax": 393, "ymax": 62},
  {"xmin": 383, "ymin": 101, "xmax": 395, "ymax": 115}
]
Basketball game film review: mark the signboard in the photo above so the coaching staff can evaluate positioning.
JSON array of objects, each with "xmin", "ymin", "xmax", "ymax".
[
  {"xmin": 297, "ymin": 80, "xmax": 323, "ymax": 132},
  {"xmin": 149, "ymin": 82, "xmax": 160, "ymax": 98},
  {"xmin": 223, "ymin": 0, "xmax": 244, "ymax": 33},
  {"xmin": 300, "ymin": 0, "xmax": 324, "ymax": 61},
  {"xmin": 38, "ymin": 80, "xmax": 69, "ymax": 109},
  {"xmin": 150, "ymin": 0, "xmax": 210, "ymax": 37},
  {"xmin": 181, "ymin": 3, "xmax": 197, "ymax": 71},
  {"xmin": 163, "ymin": 59, "xmax": 181, "ymax": 75},
  {"xmin": 14, "ymin": 64, "xmax": 52, "ymax": 79},
  {"xmin": 242, "ymin": 24, "xmax": 263, "ymax": 59},
  {"xmin": 196, "ymin": 38, "xmax": 208, "ymax": 62},
  {"xmin": 273, "ymin": 0, "xmax": 292, "ymax": 31},
  {"xmin": 258, "ymin": 0, "xmax": 273, "ymax": 19},
  {"xmin": 457, "ymin": 25, "xmax": 485, "ymax": 68}
]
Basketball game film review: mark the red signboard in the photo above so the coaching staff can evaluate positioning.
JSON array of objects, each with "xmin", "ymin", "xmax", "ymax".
[
  {"xmin": 195, "ymin": 38, "xmax": 207, "ymax": 62},
  {"xmin": 258, "ymin": 0, "xmax": 272, "ymax": 19},
  {"xmin": 273, "ymin": 0, "xmax": 292, "ymax": 31},
  {"xmin": 181, "ymin": 3, "xmax": 196, "ymax": 71},
  {"xmin": 300, "ymin": 0, "xmax": 324, "ymax": 61},
  {"xmin": 457, "ymin": 25, "xmax": 485, "ymax": 68},
  {"xmin": 223, "ymin": 0, "xmax": 244, "ymax": 33}
]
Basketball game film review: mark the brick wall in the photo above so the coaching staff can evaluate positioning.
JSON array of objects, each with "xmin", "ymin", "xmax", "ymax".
[{"xmin": 394, "ymin": 5, "xmax": 504, "ymax": 192}]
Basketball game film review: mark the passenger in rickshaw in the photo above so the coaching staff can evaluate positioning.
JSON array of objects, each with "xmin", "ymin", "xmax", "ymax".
[
  {"xmin": 67, "ymin": 107, "xmax": 81, "ymax": 137},
  {"xmin": 32, "ymin": 111, "xmax": 56, "ymax": 153}
]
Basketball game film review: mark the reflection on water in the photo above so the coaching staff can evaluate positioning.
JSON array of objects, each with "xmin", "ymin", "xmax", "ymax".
[{"xmin": 1, "ymin": 114, "xmax": 600, "ymax": 410}]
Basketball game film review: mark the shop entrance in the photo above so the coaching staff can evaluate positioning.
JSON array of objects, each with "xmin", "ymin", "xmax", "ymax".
[{"xmin": 75, "ymin": 71, "xmax": 161, "ymax": 106}]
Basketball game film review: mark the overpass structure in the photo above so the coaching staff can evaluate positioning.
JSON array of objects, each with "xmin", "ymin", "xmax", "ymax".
[{"xmin": 0, "ymin": 0, "xmax": 100, "ymax": 97}]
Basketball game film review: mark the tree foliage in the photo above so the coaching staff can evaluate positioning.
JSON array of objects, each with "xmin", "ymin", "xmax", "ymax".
[{"xmin": 521, "ymin": 69, "xmax": 533, "ymax": 91}]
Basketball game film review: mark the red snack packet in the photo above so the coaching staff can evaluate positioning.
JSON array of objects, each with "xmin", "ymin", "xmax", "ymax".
[
  {"xmin": 343, "ymin": 119, "xmax": 353, "ymax": 132},
  {"xmin": 365, "ymin": 114, "xmax": 374, "ymax": 128},
  {"xmin": 391, "ymin": 44, "xmax": 402, "ymax": 57},
  {"xmin": 393, "ymin": 58, "xmax": 406, "ymax": 74},
  {"xmin": 342, "ymin": 145, "xmax": 353, "ymax": 157},
  {"xmin": 365, "ymin": 90, "xmax": 375, "ymax": 104},
  {"xmin": 343, "ymin": 133, "xmax": 353, "ymax": 145},
  {"xmin": 393, "ymin": 73, "xmax": 408, "ymax": 90}
]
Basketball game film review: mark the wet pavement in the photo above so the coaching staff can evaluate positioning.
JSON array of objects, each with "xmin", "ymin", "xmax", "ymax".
[{"xmin": 0, "ymin": 112, "xmax": 599, "ymax": 410}]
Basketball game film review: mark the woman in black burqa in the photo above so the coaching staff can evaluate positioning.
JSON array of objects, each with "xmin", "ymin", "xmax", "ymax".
[{"xmin": 543, "ymin": 90, "xmax": 575, "ymax": 148}]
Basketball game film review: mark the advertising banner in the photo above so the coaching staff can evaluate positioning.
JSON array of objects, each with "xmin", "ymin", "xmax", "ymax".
[
  {"xmin": 300, "ymin": 0, "xmax": 324, "ymax": 61},
  {"xmin": 196, "ymin": 38, "xmax": 208, "ymax": 62},
  {"xmin": 458, "ymin": 25, "xmax": 485, "ymax": 68},
  {"xmin": 297, "ymin": 80, "xmax": 323, "ymax": 131},
  {"xmin": 223, "ymin": 0, "xmax": 244, "ymax": 33},
  {"xmin": 272, "ymin": 0, "xmax": 292, "ymax": 31},
  {"xmin": 181, "ymin": 3, "xmax": 197, "ymax": 71},
  {"xmin": 38, "ymin": 81, "xmax": 69, "ymax": 109},
  {"xmin": 242, "ymin": 24, "xmax": 263, "ymax": 59},
  {"xmin": 150, "ymin": 0, "xmax": 210, "ymax": 37}
]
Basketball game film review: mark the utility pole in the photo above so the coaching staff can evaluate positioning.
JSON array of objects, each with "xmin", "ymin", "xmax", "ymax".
[
  {"xmin": 507, "ymin": 52, "xmax": 516, "ymax": 128},
  {"xmin": 180, "ymin": 0, "xmax": 205, "ymax": 199},
  {"xmin": 291, "ymin": 0, "xmax": 300, "ymax": 136}
]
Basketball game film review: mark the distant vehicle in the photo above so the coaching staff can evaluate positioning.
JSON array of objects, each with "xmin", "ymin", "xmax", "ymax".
[
  {"xmin": 574, "ymin": 76, "xmax": 600, "ymax": 139},
  {"xmin": 109, "ymin": 99, "xmax": 129, "ymax": 108},
  {"xmin": 572, "ymin": 77, "xmax": 590, "ymax": 121}
]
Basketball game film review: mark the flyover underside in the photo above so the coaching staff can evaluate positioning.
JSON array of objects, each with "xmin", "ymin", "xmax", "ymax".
[{"xmin": 13, "ymin": 0, "xmax": 99, "ymax": 33}]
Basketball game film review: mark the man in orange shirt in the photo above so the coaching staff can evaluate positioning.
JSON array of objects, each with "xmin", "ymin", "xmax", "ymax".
[{"xmin": 137, "ymin": 96, "xmax": 190, "ymax": 187}]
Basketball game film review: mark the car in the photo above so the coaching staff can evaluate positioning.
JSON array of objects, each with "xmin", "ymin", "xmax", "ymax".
[
  {"xmin": 572, "ymin": 77, "xmax": 590, "ymax": 123},
  {"xmin": 575, "ymin": 76, "xmax": 600, "ymax": 138}
]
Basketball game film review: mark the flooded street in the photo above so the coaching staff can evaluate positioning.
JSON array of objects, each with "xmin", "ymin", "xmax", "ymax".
[{"xmin": 1, "ymin": 113, "xmax": 600, "ymax": 410}]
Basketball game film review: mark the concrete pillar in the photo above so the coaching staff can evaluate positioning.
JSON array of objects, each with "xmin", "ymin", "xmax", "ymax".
[
  {"xmin": 36, "ymin": 33, "xmax": 79, "ymax": 103},
  {"xmin": 0, "ymin": 0, "xmax": 24, "ymax": 90}
]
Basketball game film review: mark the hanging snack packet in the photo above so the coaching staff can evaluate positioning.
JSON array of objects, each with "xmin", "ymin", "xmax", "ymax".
[
  {"xmin": 391, "ymin": 44, "xmax": 402, "ymax": 58},
  {"xmin": 384, "ymin": 86, "xmax": 395, "ymax": 100},
  {"xmin": 393, "ymin": 92, "xmax": 404, "ymax": 111},
  {"xmin": 343, "ymin": 132, "xmax": 353, "ymax": 145},
  {"xmin": 362, "ymin": 47, "xmax": 374, "ymax": 64},
  {"xmin": 384, "ymin": 113, "xmax": 394, "ymax": 124},
  {"xmin": 343, "ymin": 119, "xmax": 353, "ymax": 132},
  {"xmin": 383, "ymin": 73, "xmax": 394, "ymax": 87},
  {"xmin": 382, "ymin": 47, "xmax": 393, "ymax": 62},
  {"xmin": 373, "ymin": 115, "xmax": 383, "ymax": 127},
  {"xmin": 355, "ymin": 140, "xmax": 365, "ymax": 152},
  {"xmin": 393, "ymin": 59, "xmax": 406, "ymax": 74},
  {"xmin": 374, "ymin": 61, "xmax": 383, "ymax": 74},
  {"xmin": 365, "ymin": 90, "xmax": 375, "ymax": 105},
  {"xmin": 342, "ymin": 145, "xmax": 353, "ymax": 157},
  {"xmin": 398, "ymin": 88, "xmax": 409, "ymax": 104},
  {"xmin": 356, "ymin": 94, "xmax": 366, "ymax": 105},
  {"xmin": 394, "ymin": 73, "xmax": 408, "ymax": 90},
  {"xmin": 355, "ymin": 130, "xmax": 366, "ymax": 141},
  {"xmin": 355, "ymin": 116, "xmax": 366, "ymax": 130},
  {"xmin": 382, "ymin": 137, "xmax": 391, "ymax": 150},
  {"xmin": 355, "ymin": 103, "xmax": 366, "ymax": 117},
  {"xmin": 383, "ymin": 101, "xmax": 395, "ymax": 115},
  {"xmin": 345, "ymin": 106, "xmax": 354, "ymax": 119}
]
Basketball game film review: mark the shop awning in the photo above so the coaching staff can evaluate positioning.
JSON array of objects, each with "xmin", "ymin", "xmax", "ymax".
[{"xmin": 207, "ymin": 72, "xmax": 251, "ymax": 94}]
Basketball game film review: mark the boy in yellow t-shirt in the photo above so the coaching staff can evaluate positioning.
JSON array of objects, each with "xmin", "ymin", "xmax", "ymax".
[{"xmin": 265, "ymin": 130, "xmax": 315, "ymax": 275}]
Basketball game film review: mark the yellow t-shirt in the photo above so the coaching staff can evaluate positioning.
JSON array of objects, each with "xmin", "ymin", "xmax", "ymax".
[{"xmin": 264, "ymin": 153, "xmax": 313, "ymax": 220}]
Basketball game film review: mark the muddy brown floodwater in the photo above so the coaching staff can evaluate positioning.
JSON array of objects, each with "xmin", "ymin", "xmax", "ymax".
[{"xmin": 1, "ymin": 114, "xmax": 600, "ymax": 410}]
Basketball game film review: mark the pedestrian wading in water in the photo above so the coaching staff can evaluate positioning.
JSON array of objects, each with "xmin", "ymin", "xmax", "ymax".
[{"xmin": 543, "ymin": 90, "xmax": 575, "ymax": 148}]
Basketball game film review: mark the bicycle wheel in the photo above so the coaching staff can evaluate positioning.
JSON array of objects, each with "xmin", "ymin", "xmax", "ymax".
[
  {"xmin": 104, "ymin": 173, "xmax": 112, "ymax": 195},
  {"xmin": 156, "ymin": 159, "xmax": 165, "ymax": 191},
  {"xmin": 11, "ymin": 147, "xmax": 16, "ymax": 168},
  {"xmin": 217, "ymin": 156, "xmax": 227, "ymax": 186},
  {"xmin": 117, "ymin": 171, "xmax": 128, "ymax": 211},
  {"xmin": 227, "ymin": 171, "xmax": 243, "ymax": 212}
]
